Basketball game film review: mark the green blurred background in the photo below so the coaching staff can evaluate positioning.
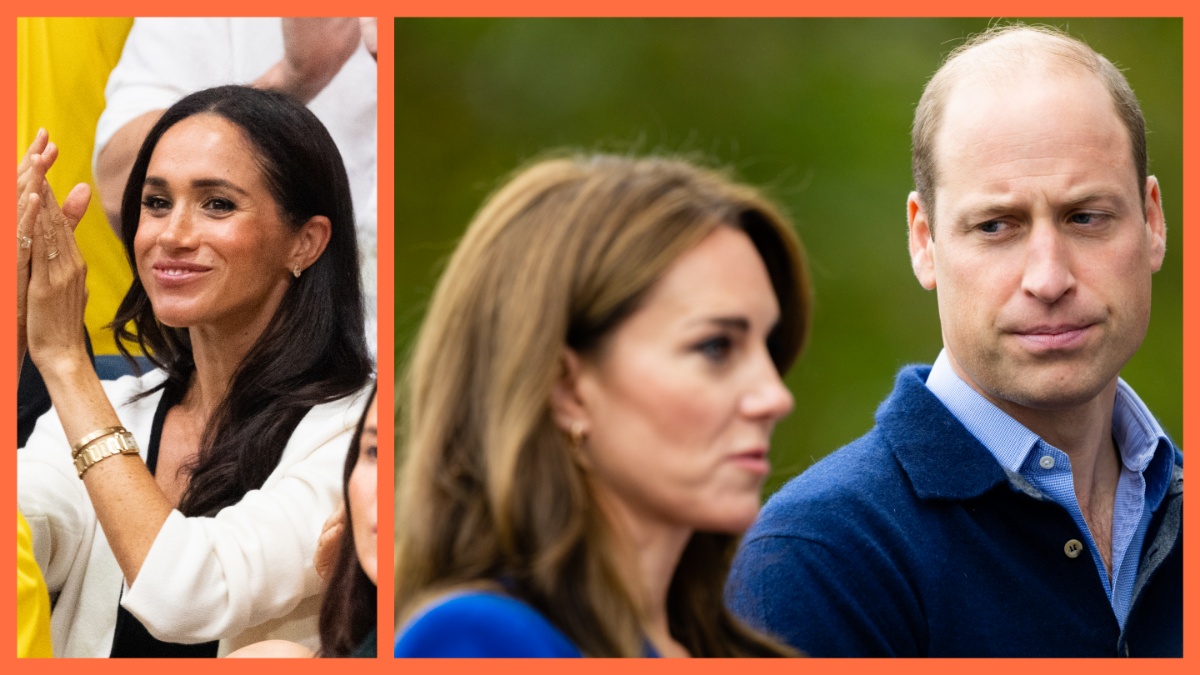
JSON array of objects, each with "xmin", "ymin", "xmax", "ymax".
[{"xmin": 394, "ymin": 18, "xmax": 1182, "ymax": 495}]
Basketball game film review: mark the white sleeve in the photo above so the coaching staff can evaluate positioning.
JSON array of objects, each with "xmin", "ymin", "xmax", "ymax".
[
  {"xmin": 93, "ymin": 18, "xmax": 275, "ymax": 165},
  {"xmin": 17, "ymin": 411, "xmax": 92, "ymax": 596},
  {"xmin": 118, "ymin": 391, "xmax": 368, "ymax": 643},
  {"xmin": 18, "ymin": 373, "xmax": 163, "ymax": 596}
]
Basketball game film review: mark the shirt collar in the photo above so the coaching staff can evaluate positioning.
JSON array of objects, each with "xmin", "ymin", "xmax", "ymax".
[
  {"xmin": 925, "ymin": 349, "xmax": 1173, "ymax": 503},
  {"xmin": 926, "ymin": 350, "xmax": 1039, "ymax": 473}
]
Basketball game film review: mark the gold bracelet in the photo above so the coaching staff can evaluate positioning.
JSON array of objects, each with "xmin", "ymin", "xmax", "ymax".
[
  {"xmin": 72, "ymin": 426, "xmax": 126, "ymax": 459},
  {"xmin": 74, "ymin": 430, "xmax": 139, "ymax": 478}
]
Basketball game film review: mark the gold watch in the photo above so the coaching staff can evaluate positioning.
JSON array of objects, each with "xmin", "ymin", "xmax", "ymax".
[{"xmin": 74, "ymin": 430, "xmax": 140, "ymax": 478}]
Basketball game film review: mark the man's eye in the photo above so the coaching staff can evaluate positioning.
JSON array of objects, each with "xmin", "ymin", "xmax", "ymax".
[{"xmin": 979, "ymin": 220, "xmax": 1005, "ymax": 234}]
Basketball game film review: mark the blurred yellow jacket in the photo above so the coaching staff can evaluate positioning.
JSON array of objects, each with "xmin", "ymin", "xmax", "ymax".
[
  {"xmin": 18, "ymin": 511, "xmax": 52, "ymax": 658},
  {"xmin": 17, "ymin": 17, "xmax": 134, "ymax": 355}
]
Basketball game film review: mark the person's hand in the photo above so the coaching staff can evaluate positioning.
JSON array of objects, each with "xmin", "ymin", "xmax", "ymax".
[
  {"xmin": 314, "ymin": 502, "xmax": 346, "ymax": 583},
  {"xmin": 25, "ymin": 149, "xmax": 92, "ymax": 379},
  {"xmin": 254, "ymin": 18, "xmax": 361, "ymax": 103},
  {"xmin": 18, "ymin": 129, "xmax": 55, "ymax": 208},
  {"xmin": 16, "ymin": 130, "xmax": 83, "ymax": 373},
  {"xmin": 17, "ymin": 183, "xmax": 41, "ymax": 374},
  {"xmin": 17, "ymin": 130, "xmax": 52, "ymax": 372}
]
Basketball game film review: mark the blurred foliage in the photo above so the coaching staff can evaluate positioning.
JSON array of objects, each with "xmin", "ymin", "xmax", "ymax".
[{"xmin": 394, "ymin": 18, "xmax": 1182, "ymax": 495}]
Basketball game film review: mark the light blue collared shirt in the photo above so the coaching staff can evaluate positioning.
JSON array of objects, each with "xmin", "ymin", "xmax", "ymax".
[{"xmin": 925, "ymin": 350, "xmax": 1174, "ymax": 628}]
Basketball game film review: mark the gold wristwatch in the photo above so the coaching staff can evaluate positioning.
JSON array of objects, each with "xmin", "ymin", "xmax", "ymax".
[{"xmin": 74, "ymin": 429, "xmax": 140, "ymax": 478}]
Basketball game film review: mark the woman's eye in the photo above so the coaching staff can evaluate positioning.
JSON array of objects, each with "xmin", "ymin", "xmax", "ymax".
[
  {"xmin": 205, "ymin": 198, "xmax": 236, "ymax": 212},
  {"xmin": 695, "ymin": 336, "xmax": 733, "ymax": 362},
  {"xmin": 361, "ymin": 443, "xmax": 377, "ymax": 461},
  {"xmin": 141, "ymin": 196, "xmax": 171, "ymax": 211}
]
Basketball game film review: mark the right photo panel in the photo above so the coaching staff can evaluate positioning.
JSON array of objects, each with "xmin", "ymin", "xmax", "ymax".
[{"xmin": 392, "ymin": 18, "xmax": 1182, "ymax": 658}]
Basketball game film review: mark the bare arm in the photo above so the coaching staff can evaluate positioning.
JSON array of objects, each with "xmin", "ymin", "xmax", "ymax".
[
  {"xmin": 253, "ymin": 18, "xmax": 361, "ymax": 103},
  {"xmin": 25, "ymin": 139, "xmax": 170, "ymax": 584}
]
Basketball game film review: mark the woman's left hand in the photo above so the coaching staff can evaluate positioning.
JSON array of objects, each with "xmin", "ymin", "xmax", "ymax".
[{"xmin": 25, "ymin": 160, "xmax": 92, "ymax": 379}]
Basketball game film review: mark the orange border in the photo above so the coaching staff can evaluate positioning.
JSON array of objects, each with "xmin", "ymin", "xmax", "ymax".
[{"xmin": 6, "ymin": 2, "xmax": 1194, "ymax": 674}]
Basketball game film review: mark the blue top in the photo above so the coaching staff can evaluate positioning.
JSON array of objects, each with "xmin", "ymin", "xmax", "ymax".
[
  {"xmin": 394, "ymin": 591, "xmax": 582, "ymax": 657},
  {"xmin": 925, "ymin": 350, "xmax": 1175, "ymax": 628},
  {"xmin": 726, "ymin": 365, "xmax": 1182, "ymax": 657}
]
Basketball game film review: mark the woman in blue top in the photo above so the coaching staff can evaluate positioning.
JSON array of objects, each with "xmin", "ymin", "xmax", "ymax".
[{"xmin": 395, "ymin": 155, "xmax": 810, "ymax": 657}]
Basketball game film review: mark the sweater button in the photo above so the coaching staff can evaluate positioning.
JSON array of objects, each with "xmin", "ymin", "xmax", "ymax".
[{"xmin": 1064, "ymin": 539, "xmax": 1084, "ymax": 558}]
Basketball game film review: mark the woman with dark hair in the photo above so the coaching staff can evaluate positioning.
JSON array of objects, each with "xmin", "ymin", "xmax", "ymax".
[
  {"xmin": 319, "ymin": 385, "xmax": 379, "ymax": 657},
  {"xmin": 16, "ymin": 85, "xmax": 373, "ymax": 657},
  {"xmin": 394, "ymin": 154, "xmax": 809, "ymax": 657},
  {"xmin": 229, "ymin": 385, "xmax": 379, "ymax": 658}
]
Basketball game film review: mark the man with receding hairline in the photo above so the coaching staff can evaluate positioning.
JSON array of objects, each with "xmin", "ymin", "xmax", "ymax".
[{"xmin": 726, "ymin": 25, "xmax": 1181, "ymax": 657}]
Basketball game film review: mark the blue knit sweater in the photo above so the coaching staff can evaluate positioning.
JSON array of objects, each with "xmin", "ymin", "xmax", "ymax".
[{"xmin": 727, "ymin": 366, "xmax": 1182, "ymax": 657}]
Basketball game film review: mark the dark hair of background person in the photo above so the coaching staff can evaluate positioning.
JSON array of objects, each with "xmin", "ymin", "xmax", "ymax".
[
  {"xmin": 318, "ymin": 383, "xmax": 378, "ymax": 658},
  {"xmin": 397, "ymin": 154, "xmax": 810, "ymax": 657},
  {"xmin": 111, "ymin": 84, "xmax": 372, "ymax": 517}
]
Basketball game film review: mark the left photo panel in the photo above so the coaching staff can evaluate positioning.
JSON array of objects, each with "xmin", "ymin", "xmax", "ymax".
[{"xmin": 16, "ymin": 17, "xmax": 380, "ymax": 658}]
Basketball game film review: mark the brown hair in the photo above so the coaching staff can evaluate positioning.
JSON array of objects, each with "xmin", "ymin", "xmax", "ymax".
[
  {"xmin": 912, "ymin": 24, "xmax": 1147, "ymax": 227},
  {"xmin": 396, "ymin": 154, "xmax": 810, "ymax": 656}
]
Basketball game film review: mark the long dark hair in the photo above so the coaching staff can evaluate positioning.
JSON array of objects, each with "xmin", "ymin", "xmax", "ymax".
[
  {"xmin": 111, "ymin": 85, "xmax": 372, "ymax": 517},
  {"xmin": 318, "ymin": 385, "xmax": 378, "ymax": 657}
]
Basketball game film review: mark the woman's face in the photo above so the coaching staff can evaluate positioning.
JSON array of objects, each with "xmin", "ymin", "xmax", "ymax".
[
  {"xmin": 134, "ymin": 114, "xmax": 300, "ymax": 334},
  {"xmin": 571, "ymin": 225, "xmax": 794, "ymax": 537},
  {"xmin": 349, "ymin": 394, "xmax": 379, "ymax": 584}
]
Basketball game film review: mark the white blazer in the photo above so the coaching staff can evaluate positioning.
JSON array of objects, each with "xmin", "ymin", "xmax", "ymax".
[{"xmin": 18, "ymin": 370, "xmax": 372, "ymax": 657}]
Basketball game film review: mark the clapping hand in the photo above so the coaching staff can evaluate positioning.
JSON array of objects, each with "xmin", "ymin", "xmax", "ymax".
[{"xmin": 18, "ymin": 130, "xmax": 91, "ymax": 377}]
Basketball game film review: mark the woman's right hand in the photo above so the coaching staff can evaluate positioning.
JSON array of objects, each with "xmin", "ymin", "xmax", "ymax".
[
  {"xmin": 21, "ymin": 131, "xmax": 93, "ymax": 379},
  {"xmin": 16, "ymin": 130, "xmax": 55, "ymax": 373}
]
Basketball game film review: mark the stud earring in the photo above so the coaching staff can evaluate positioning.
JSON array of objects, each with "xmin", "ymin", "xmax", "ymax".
[
  {"xmin": 568, "ymin": 420, "xmax": 587, "ymax": 448},
  {"xmin": 292, "ymin": 264, "xmax": 302, "ymax": 278}
]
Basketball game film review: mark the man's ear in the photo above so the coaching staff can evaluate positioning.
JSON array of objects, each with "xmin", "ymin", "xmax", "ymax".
[
  {"xmin": 290, "ymin": 215, "xmax": 333, "ymax": 275},
  {"xmin": 1144, "ymin": 176, "xmax": 1167, "ymax": 273},
  {"xmin": 907, "ymin": 191, "xmax": 937, "ymax": 290},
  {"xmin": 549, "ymin": 348, "xmax": 590, "ymax": 437}
]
